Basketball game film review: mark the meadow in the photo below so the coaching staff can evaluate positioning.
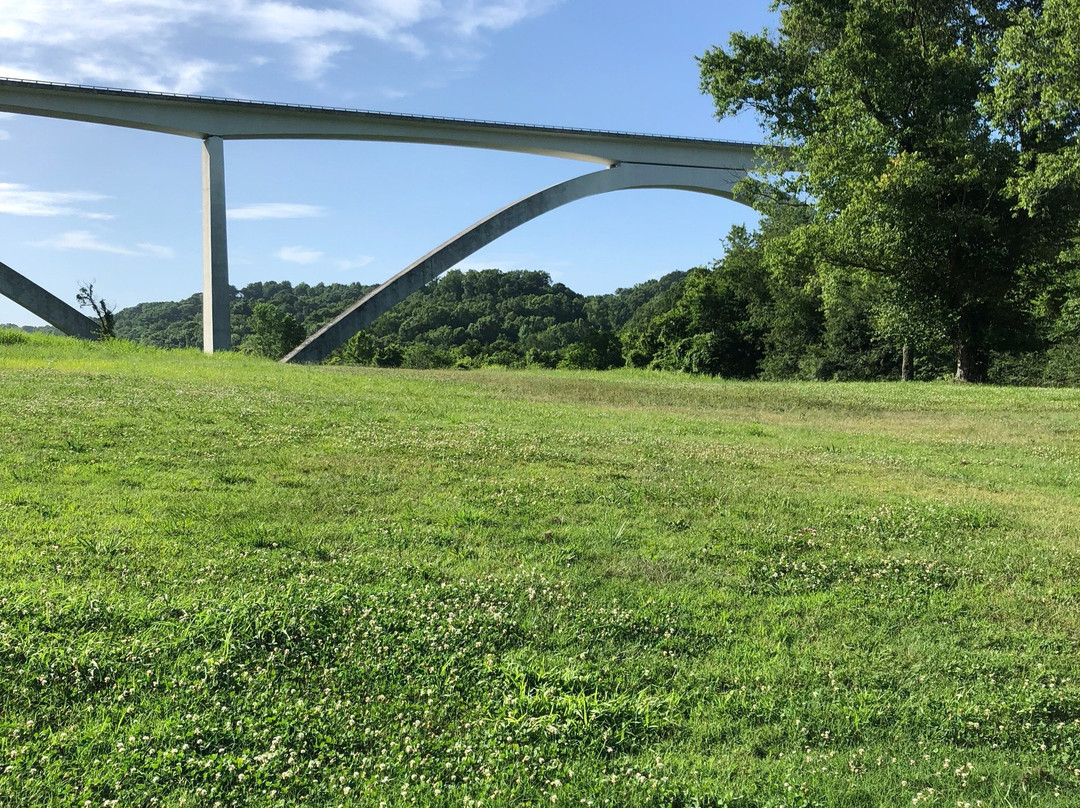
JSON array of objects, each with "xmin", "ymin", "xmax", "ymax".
[{"xmin": 1, "ymin": 330, "xmax": 1079, "ymax": 807}]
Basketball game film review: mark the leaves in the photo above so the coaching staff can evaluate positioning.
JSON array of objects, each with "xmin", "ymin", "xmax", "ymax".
[{"xmin": 699, "ymin": 0, "xmax": 1080, "ymax": 380}]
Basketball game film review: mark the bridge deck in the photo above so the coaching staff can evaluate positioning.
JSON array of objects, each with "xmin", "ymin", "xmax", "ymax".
[{"xmin": 0, "ymin": 78, "xmax": 759, "ymax": 169}]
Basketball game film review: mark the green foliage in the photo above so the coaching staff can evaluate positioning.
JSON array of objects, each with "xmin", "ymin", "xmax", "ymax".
[
  {"xmin": 114, "ymin": 293, "xmax": 203, "ymax": 348},
  {"xmin": 98, "ymin": 241, "xmax": 1080, "ymax": 384},
  {"xmin": 1044, "ymin": 338, "xmax": 1080, "ymax": 386},
  {"xmin": 330, "ymin": 330, "xmax": 376, "ymax": 366},
  {"xmin": 622, "ymin": 260, "xmax": 767, "ymax": 377},
  {"xmin": 114, "ymin": 280, "xmax": 376, "ymax": 349},
  {"xmin": 326, "ymin": 269, "xmax": 680, "ymax": 371},
  {"xmin": 699, "ymin": 0, "xmax": 1080, "ymax": 381},
  {"xmin": 0, "ymin": 323, "xmax": 60, "ymax": 336},
  {"xmin": 991, "ymin": 338, "xmax": 1080, "ymax": 387},
  {"xmin": 0, "ymin": 328, "xmax": 28, "ymax": 345},
  {"xmin": 111, "ymin": 271, "xmax": 683, "ymax": 372},
  {"xmin": 240, "ymin": 302, "xmax": 307, "ymax": 360},
  {"xmin": 993, "ymin": 0, "xmax": 1080, "ymax": 227},
  {"xmin": 622, "ymin": 212, "xmax": 921, "ymax": 382}
]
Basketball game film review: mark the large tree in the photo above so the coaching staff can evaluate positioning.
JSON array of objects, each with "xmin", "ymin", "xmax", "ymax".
[{"xmin": 700, "ymin": 0, "xmax": 1080, "ymax": 381}]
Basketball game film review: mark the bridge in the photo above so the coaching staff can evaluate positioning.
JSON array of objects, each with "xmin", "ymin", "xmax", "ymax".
[{"xmin": 0, "ymin": 78, "xmax": 761, "ymax": 361}]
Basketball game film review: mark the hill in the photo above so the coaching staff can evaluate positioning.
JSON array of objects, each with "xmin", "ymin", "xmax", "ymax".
[
  {"xmin": 114, "ymin": 279, "xmax": 377, "ymax": 350},
  {"xmin": 2, "ymin": 333, "xmax": 1079, "ymax": 806},
  {"xmin": 113, "ymin": 270, "xmax": 687, "ymax": 369}
]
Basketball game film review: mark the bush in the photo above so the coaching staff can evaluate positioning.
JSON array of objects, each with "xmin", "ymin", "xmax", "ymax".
[
  {"xmin": 332, "ymin": 331, "xmax": 376, "ymax": 365},
  {"xmin": 0, "ymin": 328, "xmax": 29, "ymax": 345},
  {"xmin": 374, "ymin": 343, "xmax": 403, "ymax": 368},
  {"xmin": 1043, "ymin": 339, "xmax": 1080, "ymax": 387},
  {"xmin": 400, "ymin": 343, "xmax": 453, "ymax": 370},
  {"xmin": 987, "ymin": 350, "xmax": 1047, "ymax": 386},
  {"xmin": 240, "ymin": 302, "xmax": 307, "ymax": 360}
]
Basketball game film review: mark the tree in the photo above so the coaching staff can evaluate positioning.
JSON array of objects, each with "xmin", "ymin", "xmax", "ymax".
[
  {"xmin": 76, "ymin": 283, "xmax": 116, "ymax": 339},
  {"xmin": 993, "ymin": 0, "xmax": 1080, "ymax": 226},
  {"xmin": 700, "ymin": 0, "xmax": 1080, "ymax": 381},
  {"xmin": 334, "ymin": 331, "xmax": 376, "ymax": 365},
  {"xmin": 241, "ymin": 302, "xmax": 306, "ymax": 359}
]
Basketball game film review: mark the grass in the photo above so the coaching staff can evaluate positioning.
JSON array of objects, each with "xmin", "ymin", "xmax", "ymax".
[{"xmin": 1, "ymin": 330, "xmax": 1080, "ymax": 807}]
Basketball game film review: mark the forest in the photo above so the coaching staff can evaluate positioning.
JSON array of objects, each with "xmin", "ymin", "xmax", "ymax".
[{"xmin": 102, "ymin": 239, "xmax": 1077, "ymax": 385}]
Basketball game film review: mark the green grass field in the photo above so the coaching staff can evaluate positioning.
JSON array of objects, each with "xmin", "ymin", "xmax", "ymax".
[{"xmin": 2, "ymin": 331, "xmax": 1079, "ymax": 807}]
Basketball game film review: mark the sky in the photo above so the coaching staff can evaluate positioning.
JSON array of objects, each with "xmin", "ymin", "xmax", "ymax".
[{"xmin": 0, "ymin": 1, "xmax": 778, "ymax": 327}]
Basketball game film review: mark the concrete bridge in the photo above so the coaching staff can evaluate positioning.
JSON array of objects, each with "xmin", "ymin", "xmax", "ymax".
[{"xmin": 0, "ymin": 78, "xmax": 761, "ymax": 360}]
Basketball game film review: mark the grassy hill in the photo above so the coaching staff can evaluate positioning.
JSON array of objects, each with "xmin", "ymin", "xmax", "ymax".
[{"xmin": 2, "ymin": 331, "xmax": 1080, "ymax": 807}]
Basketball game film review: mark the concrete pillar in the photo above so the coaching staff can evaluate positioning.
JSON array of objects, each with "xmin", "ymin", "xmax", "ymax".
[
  {"xmin": 0, "ymin": 260, "xmax": 99, "ymax": 339},
  {"xmin": 202, "ymin": 135, "xmax": 230, "ymax": 352}
]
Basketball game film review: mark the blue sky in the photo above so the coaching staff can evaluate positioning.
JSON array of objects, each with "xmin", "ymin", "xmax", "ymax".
[{"xmin": 0, "ymin": 1, "xmax": 776, "ymax": 326}]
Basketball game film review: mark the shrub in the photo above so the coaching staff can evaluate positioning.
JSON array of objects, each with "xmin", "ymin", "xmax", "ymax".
[
  {"xmin": 240, "ymin": 302, "xmax": 306, "ymax": 359},
  {"xmin": 0, "ymin": 328, "xmax": 28, "ymax": 345},
  {"xmin": 1043, "ymin": 339, "xmax": 1080, "ymax": 387}
]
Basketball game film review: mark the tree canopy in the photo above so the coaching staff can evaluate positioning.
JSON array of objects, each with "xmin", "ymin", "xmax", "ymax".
[{"xmin": 699, "ymin": 0, "xmax": 1080, "ymax": 381}]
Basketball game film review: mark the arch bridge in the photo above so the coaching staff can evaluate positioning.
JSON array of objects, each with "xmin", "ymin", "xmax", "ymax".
[{"xmin": 0, "ymin": 78, "xmax": 761, "ymax": 361}]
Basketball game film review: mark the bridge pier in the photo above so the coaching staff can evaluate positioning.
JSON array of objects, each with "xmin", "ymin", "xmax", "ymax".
[
  {"xmin": 202, "ymin": 135, "xmax": 231, "ymax": 353},
  {"xmin": 0, "ymin": 259, "xmax": 99, "ymax": 339}
]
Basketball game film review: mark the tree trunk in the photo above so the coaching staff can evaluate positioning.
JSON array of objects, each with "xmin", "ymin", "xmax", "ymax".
[
  {"xmin": 901, "ymin": 343, "xmax": 913, "ymax": 381},
  {"xmin": 955, "ymin": 343, "xmax": 977, "ymax": 382}
]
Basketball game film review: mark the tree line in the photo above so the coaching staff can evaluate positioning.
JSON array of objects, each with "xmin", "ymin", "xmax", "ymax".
[
  {"xmin": 103, "ymin": 251, "xmax": 1076, "ymax": 385},
  {"xmin": 100, "ymin": 0, "xmax": 1080, "ymax": 384}
]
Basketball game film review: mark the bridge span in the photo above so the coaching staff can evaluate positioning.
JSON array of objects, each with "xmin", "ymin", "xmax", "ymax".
[{"xmin": 0, "ymin": 78, "xmax": 761, "ymax": 358}]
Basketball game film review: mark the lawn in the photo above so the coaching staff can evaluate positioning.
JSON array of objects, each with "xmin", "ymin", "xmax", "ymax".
[{"xmin": 1, "ymin": 331, "xmax": 1079, "ymax": 807}]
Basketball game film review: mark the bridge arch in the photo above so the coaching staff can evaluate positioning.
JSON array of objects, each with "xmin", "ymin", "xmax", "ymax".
[{"xmin": 284, "ymin": 162, "xmax": 749, "ymax": 363}]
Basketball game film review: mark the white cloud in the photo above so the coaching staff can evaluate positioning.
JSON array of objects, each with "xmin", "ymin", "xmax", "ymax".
[
  {"xmin": 0, "ymin": 130, "xmax": 9, "ymax": 141},
  {"xmin": 294, "ymin": 41, "xmax": 349, "ymax": 81},
  {"xmin": 450, "ymin": 0, "xmax": 559, "ymax": 36},
  {"xmin": 229, "ymin": 202, "xmax": 326, "ymax": 220},
  {"xmin": 29, "ymin": 230, "xmax": 174, "ymax": 257},
  {"xmin": 137, "ymin": 243, "xmax": 176, "ymax": 258},
  {"xmin": 29, "ymin": 230, "xmax": 136, "ymax": 255},
  {"xmin": 0, "ymin": 183, "xmax": 111, "ymax": 218},
  {"xmin": 336, "ymin": 255, "xmax": 374, "ymax": 270},
  {"xmin": 276, "ymin": 245, "xmax": 323, "ymax": 264},
  {"xmin": 0, "ymin": 1, "xmax": 561, "ymax": 91},
  {"xmin": 0, "ymin": 64, "xmax": 52, "ymax": 83}
]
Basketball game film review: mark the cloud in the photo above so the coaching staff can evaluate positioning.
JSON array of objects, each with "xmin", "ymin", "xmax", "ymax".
[
  {"xmin": 0, "ymin": 183, "xmax": 111, "ymax": 218},
  {"xmin": 450, "ymin": 0, "xmax": 560, "ymax": 36},
  {"xmin": 0, "ymin": 130, "xmax": 9, "ymax": 141},
  {"xmin": 137, "ymin": 243, "xmax": 176, "ymax": 259},
  {"xmin": 276, "ymin": 245, "xmax": 323, "ymax": 264},
  {"xmin": 29, "ymin": 230, "xmax": 134, "ymax": 255},
  {"xmin": 0, "ymin": 1, "xmax": 561, "ymax": 91},
  {"xmin": 294, "ymin": 41, "xmax": 350, "ymax": 81},
  {"xmin": 336, "ymin": 256, "xmax": 374, "ymax": 270},
  {"xmin": 29, "ymin": 230, "xmax": 173, "ymax": 257},
  {"xmin": 228, "ymin": 202, "xmax": 326, "ymax": 220}
]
